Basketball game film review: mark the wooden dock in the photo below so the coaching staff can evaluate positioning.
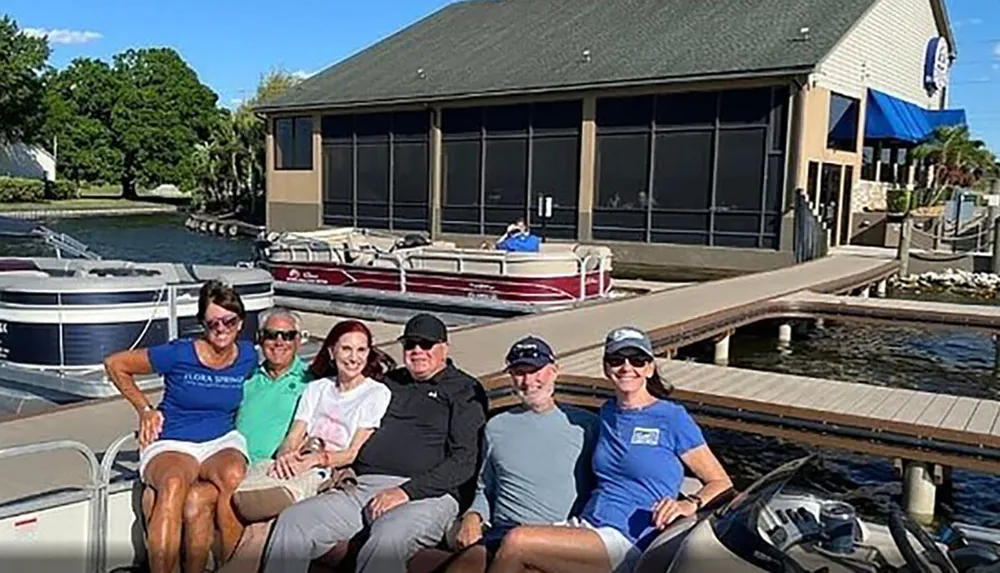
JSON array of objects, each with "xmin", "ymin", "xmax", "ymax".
[
  {"xmin": 488, "ymin": 350, "xmax": 1000, "ymax": 474},
  {"xmin": 0, "ymin": 254, "xmax": 899, "ymax": 504}
]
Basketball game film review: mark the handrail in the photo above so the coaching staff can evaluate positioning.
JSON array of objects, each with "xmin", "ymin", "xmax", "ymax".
[
  {"xmin": 0, "ymin": 439, "xmax": 103, "ymax": 573},
  {"xmin": 793, "ymin": 188, "xmax": 829, "ymax": 263}
]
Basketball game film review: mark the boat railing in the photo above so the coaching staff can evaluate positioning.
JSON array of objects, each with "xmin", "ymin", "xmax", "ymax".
[
  {"xmin": 0, "ymin": 438, "xmax": 105, "ymax": 573},
  {"xmin": 269, "ymin": 238, "xmax": 614, "ymax": 299}
]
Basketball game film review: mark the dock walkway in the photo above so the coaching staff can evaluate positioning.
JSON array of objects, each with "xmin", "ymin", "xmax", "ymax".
[
  {"xmin": 0, "ymin": 254, "xmax": 896, "ymax": 504},
  {"xmin": 510, "ymin": 350, "xmax": 1000, "ymax": 474}
]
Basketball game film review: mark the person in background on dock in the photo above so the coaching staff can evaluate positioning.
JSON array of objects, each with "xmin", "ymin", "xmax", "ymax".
[
  {"xmin": 487, "ymin": 327, "xmax": 733, "ymax": 573},
  {"xmin": 260, "ymin": 313, "xmax": 488, "ymax": 573},
  {"xmin": 413, "ymin": 335, "xmax": 599, "ymax": 573},
  {"xmin": 103, "ymin": 279, "xmax": 257, "ymax": 573},
  {"xmin": 177, "ymin": 306, "xmax": 310, "ymax": 572},
  {"xmin": 217, "ymin": 318, "xmax": 395, "ymax": 573}
]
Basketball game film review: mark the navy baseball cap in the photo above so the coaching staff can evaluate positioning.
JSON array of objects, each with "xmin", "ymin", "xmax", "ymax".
[
  {"xmin": 504, "ymin": 336, "xmax": 556, "ymax": 370},
  {"xmin": 604, "ymin": 326, "xmax": 655, "ymax": 359}
]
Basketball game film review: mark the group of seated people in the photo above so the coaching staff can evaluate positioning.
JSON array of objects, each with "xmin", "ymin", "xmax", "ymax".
[{"xmin": 102, "ymin": 279, "xmax": 733, "ymax": 573}]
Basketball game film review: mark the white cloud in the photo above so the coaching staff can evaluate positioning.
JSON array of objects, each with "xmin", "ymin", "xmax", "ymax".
[
  {"xmin": 291, "ymin": 69, "xmax": 315, "ymax": 80},
  {"xmin": 22, "ymin": 27, "xmax": 103, "ymax": 45},
  {"xmin": 994, "ymin": 42, "xmax": 1000, "ymax": 59},
  {"xmin": 994, "ymin": 63, "xmax": 1000, "ymax": 71},
  {"xmin": 970, "ymin": 17, "xmax": 984, "ymax": 25}
]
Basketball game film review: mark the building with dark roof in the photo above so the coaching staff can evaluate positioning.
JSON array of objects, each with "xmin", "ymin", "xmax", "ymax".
[{"xmin": 257, "ymin": 0, "xmax": 964, "ymax": 272}]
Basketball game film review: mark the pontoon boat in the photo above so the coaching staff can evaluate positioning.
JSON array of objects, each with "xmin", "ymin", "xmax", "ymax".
[
  {"xmin": 0, "ymin": 215, "xmax": 273, "ymax": 404},
  {"xmin": 252, "ymin": 227, "xmax": 613, "ymax": 321}
]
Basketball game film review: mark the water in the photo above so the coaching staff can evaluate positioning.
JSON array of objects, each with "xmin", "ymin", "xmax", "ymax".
[
  {"xmin": 693, "ymin": 320, "xmax": 1000, "ymax": 529},
  {"xmin": 0, "ymin": 213, "xmax": 254, "ymax": 264},
  {"xmin": 2, "ymin": 214, "xmax": 999, "ymax": 528}
]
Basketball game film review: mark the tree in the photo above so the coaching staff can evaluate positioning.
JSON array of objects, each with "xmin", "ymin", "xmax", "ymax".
[
  {"xmin": 0, "ymin": 15, "xmax": 50, "ymax": 143},
  {"xmin": 40, "ymin": 58, "xmax": 122, "ymax": 183},
  {"xmin": 912, "ymin": 125, "xmax": 996, "ymax": 188},
  {"xmin": 111, "ymin": 48, "xmax": 219, "ymax": 198}
]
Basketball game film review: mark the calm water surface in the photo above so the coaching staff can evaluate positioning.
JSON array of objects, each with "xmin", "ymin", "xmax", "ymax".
[{"xmin": 3, "ymin": 214, "xmax": 999, "ymax": 528}]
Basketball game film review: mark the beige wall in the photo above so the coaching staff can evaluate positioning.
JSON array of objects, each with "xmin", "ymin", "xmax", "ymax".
[
  {"xmin": 816, "ymin": 0, "xmax": 946, "ymax": 108},
  {"xmin": 265, "ymin": 113, "xmax": 322, "ymax": 231},
  {"xmin": 792, "ymin": 84, "xmax": 869, "ymax": 246}
]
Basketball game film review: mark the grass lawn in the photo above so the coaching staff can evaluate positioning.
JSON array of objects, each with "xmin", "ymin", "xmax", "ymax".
[{"xmin": 0, "ymin": 198, "xmax": 173, "ymax": 212}]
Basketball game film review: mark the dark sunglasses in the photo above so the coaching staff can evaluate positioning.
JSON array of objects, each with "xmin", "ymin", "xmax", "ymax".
[
  {"xmin": 204, "ymin": 315, "xmax": 241, "ymax": 331},
  {"xmin": 261, "ymin": 329, "xmax": 299, "ymax": 342},
  {"xmin": 604, "ymin": 354, "xmax": 653, "ymax": 368},
  {"xmin": 402, "ymin": 338, "xmax": 437, "ymax": 351}
]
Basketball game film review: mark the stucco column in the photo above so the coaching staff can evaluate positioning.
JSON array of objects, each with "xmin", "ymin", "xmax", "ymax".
[
  {"xmin": 430, "ymin": 107, "xmax": 443, "ymax": 239},
  {"xmin": 311, "ymin": 112, "xmax": 322, "ymax": 230},
  {"xmin": 265, "ymin": 117, "xmax": 274, "ymax": 231},
  {"xmin": 577, "ymin": 95, "xmax": 597, "ymax": 242}
]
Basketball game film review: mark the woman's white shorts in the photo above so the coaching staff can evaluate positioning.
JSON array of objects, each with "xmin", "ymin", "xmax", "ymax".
[
  {"xmin": 138, "ymin": 430, "xmax": 248, "ymax": 480},
  {"xmin": 556, "ymin": 517, "xmax": 642, "ymax": 573}
]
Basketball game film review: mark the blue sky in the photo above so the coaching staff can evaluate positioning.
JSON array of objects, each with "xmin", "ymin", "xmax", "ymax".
[{"xmin": 4, "ymin": 0, "xmax": 1000, "ymax": 150}]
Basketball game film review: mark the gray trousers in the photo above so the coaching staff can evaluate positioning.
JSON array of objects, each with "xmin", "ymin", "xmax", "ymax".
[{"xmin": 260, "ymin": 474, "xmax": 459, "ymax": 573}]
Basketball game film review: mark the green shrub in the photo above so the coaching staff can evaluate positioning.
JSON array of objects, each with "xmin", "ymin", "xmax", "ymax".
[
  {"xmin": 0, "ymin": 176, "xmax": 45, "ymax": 203},
  {"xmin": 886, "ymin": 188, "xmax": 911, "ymax": 213},
  {"xmin": 45, "ymin": 179, "xmax": 79, "ymax": 200}
]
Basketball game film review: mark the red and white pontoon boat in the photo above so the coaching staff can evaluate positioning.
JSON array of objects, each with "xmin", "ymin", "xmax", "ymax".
[{"xmin": 251, "ymin": 228, "xmax": 614, "ymax": 321}]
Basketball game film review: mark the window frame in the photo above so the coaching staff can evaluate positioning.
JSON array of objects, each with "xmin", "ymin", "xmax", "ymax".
[{"xmin": 274, "ymin": 116, "xmax": 314, "ymax": 171}]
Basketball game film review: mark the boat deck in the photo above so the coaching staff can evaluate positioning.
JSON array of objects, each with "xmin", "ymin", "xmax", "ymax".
[{"xmin": 0, "ymin": 254, "xmax": 896, "ymax": 504}]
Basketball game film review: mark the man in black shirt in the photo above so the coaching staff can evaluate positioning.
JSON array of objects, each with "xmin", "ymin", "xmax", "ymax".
[{"xmin": 261, "ymin": 313, "xmax": 487, "ymax": 573}]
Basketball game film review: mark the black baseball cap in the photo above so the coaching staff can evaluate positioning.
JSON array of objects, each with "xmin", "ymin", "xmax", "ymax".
[
  {"xmin": 505, "ymin": 335, "xmax": 556, "ymax": 370},
  {"xmin": 397, "ymin": 313, "xmax": 448, "ymax": 344}
]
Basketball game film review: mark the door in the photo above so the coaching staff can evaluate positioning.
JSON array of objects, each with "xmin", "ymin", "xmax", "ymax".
[
  {"xmin": 839, "ymin": 166, "xmax": 854, "ymax": 245},
  {"xmin": 819, "ymin": 164, "xmax": 842, "ymax": 243}
]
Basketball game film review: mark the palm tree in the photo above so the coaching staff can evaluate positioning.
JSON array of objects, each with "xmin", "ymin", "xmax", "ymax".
[{"xmin": 912, "ymin": 125, "xmax": 996, "ymax": 191}]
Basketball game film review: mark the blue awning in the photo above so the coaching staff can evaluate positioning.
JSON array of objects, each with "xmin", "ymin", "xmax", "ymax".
[{"xmin": 864, "ymin": 88, "xmax": 966, "ymax": 143}]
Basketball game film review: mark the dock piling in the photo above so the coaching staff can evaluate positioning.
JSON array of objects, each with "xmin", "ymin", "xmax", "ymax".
[
  {"xmin": 714, "ymin": 333, "xmax": 731, "ymax": 366},
  {"xmin": 901, "ymin": 461, "xmax": 939, "ymax": 525},
  {"xmin": 778, "ymin": 323, "xmax": 792, "ymax": 349},
  {"xmin": 898, "ymin": 216, "xmax": 912, "ymax": 278},
  {"xmin": 876, "ymin": 279, "xmax": 887, "ymax": 298}
]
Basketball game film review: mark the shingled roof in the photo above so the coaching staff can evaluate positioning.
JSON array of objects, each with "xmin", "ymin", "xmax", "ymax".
[{"xmin": 257, "ymin": 0, "xmax": 881, "ymax": 112}]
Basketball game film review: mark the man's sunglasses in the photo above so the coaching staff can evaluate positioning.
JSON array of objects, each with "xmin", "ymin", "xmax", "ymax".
[
  {"xmin": 402, "ymin": 338, "xmax": 437, "ymax": 351},
  {"xmin": 604, "ymin": 354, "xmax": 653, "ymax": 368},
  {"xmin": 261, "ymin": 329, "xmax": 299, "ymax": 342},
  {"xmin": 204, "ymin": 315, "xmax": 241, "ymax": 331}
]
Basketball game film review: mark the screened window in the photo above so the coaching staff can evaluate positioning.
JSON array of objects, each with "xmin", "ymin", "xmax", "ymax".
[
  {"xmin": 275, "ymin": 116, "xmax": 313, "ymax": 170},
  {"xmin": 320, "ymin": 111, "xmax": 430, "ymax": 231},
  {"xmin": 593, "ymin": 86, "xmax": 788, "ymax": 249},
  {"xmin": 441, "ymin": 100, "xmax": 582, "ymax": 238}
]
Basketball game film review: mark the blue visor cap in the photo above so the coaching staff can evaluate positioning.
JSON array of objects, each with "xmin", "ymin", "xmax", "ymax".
[{"xmin": 505, "ymin": 336, "xmax": 556, "ymax": 370}]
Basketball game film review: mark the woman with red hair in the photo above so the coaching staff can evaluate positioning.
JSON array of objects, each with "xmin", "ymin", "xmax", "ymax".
[
  {"xmin": 270, "ymin": 318, "xmax": 395, "ymax": 480},
  {"xmin": 221, "ymin": 320, "xmax": 395, "ymax": 573}
]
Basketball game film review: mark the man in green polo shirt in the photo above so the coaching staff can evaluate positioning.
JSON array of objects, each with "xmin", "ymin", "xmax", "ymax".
[
  {"xmin": 180, "ymin": 306, "xmax": 311, "ymax": 572},
  {"xmin": 236, "ymin": 308, "xmax": 311, "ymax": 462}
]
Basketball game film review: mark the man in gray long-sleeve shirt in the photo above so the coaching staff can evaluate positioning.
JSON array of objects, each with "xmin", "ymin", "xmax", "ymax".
[{"xmin": 424, "ymin": 335, "xmax": 598, "ymax": 573}]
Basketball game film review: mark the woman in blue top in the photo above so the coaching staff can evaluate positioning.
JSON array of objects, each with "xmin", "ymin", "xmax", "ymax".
[
  {"xmin": 104, "ymin": 279, "xmax": 258, "ymax": 573},
  {"xmin": 488, "ymin": 326, "xmax": 732, "ymax": 573}
]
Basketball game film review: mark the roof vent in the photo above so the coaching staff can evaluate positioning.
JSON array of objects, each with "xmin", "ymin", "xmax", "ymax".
[
  {"xmin": 416, "ymin": 67, "xmax": 427, "ymax": 79},
  {"xmin": 581, "ymin": 48, "xmax": 592, "ymax": 63},
  {"xmin": 792, "ymin": 26, "xmax": 811, "ymax": 42}
]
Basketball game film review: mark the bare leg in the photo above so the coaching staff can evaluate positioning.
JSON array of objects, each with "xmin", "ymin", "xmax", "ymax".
[
  {"xmin": 217, "ymin": 520, "xmax": 275, "ymax": 573},
  {"xmin": 183, "ymin": 482, "xmax": 219, "ymax": 573},
  {"xmin": 143, "ymin": 452, "xmax": 200, "ymax": 573},
  {"xmin": 198, "ymin": 448, "xmax": 247, "ymax": 562},
  {"xmin": 488, "ymin": 526, "xmax": 612, "ymax": 573}
]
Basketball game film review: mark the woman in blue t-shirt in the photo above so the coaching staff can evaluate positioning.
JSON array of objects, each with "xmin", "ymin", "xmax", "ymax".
[
  {"xmin": 488, "ymin": 326, "xmax": 732, "ymax": 573},
  {"xmin": 104, "ymin": 279, "xmax": 258, "ymax": 573}
]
